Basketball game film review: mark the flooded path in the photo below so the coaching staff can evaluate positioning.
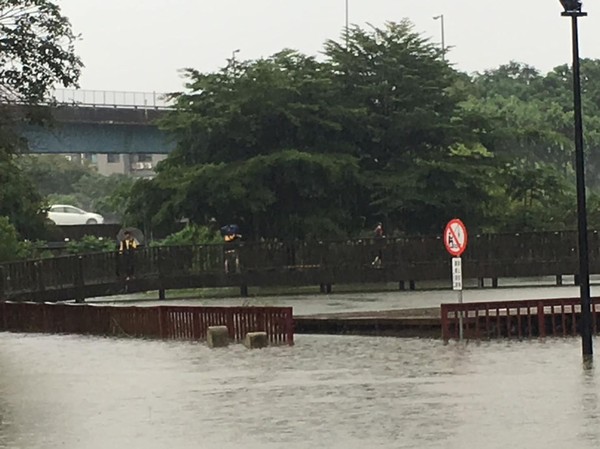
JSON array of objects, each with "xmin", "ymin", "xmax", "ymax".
[{"xmin": 0, "ymin": 333, "xmax": 599, "ymax": 449}]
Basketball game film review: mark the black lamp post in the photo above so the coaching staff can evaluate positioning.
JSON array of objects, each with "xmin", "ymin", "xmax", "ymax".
[{"xmin": 560, "ymin": 0, "xmax": 592, "ymax": 358}]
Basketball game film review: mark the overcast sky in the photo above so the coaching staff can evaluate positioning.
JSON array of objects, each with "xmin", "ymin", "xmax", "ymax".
[{"xmin": 57, "ymin": 0, "xmax": 599, "ymax": 94}]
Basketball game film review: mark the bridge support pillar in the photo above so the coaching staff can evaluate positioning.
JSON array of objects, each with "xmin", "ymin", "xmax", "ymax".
[
  {"xmin": 158, "ymin": 289, "xmax": 166, "ymax": 300},
  {"xmin": 556, "ymin": 275, "xmax": 563, "ymax": 286}
]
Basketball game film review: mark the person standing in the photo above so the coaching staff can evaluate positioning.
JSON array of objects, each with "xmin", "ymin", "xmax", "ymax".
[
  {"xmin": 374, "ymin": 222, "xmax": 384, "ymax": 239},
  {"xmin": 372, "ymin": 222, "xmax": 385, "ymax": 267},
  {"xmin": 119, "ymin": 230, "xmax": 138, "ymax": 280}
]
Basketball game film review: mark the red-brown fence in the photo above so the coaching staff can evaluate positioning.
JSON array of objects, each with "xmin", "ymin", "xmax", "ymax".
[
  {"xmin": 441, "ymin": 297, "xmax": 600, "ymax": 341},
  {"xmin": 0, "ymin": 302, "xmax": 294, "ymax": 345}
]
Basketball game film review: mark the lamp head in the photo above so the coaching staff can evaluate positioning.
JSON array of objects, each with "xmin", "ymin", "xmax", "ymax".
[{"xmin": 560, "ymin": 0, "xmax": 587, "ymax": 16}]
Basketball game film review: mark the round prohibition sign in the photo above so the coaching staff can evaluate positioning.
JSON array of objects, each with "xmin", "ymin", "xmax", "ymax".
[{"xmin": 444, "ymin": 218, "xmax": 468, "ymax": 257}]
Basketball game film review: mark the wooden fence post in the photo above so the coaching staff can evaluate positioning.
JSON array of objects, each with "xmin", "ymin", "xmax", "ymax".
[
  {"xmin": 286, "ymin": 307, "xmax": 294, "ymax": 346},
  {"xmin": 35, "ymin": 261, "xmax": 45, "ymax": 292},
  {"xmin": 537, "ymin": 301, "xmax": 546, "ymax": 338},
  {"xmin": 0, "ymin": 266, "xmax": 5, "ymax": 300},
  {"xmin": 156, "ymin": 247, "xmax": 166, "ymax": 300},
  {"xmin": 1, "ymin": 302, "xmax": 6, "ymax": 331},
  {"xmin": 440, "ymin": 304, "xmax": 449, "ymax": 342},
  {"xmin": 75, "ymin": 256, "xmax": 85, "ymax": 303},
  {"xmin": 158, "ymin": 306, "xmax": 165, "ymax": 338}
]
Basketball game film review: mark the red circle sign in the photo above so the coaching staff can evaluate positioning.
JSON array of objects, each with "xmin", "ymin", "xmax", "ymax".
[{"xmin": 444, "ymin": 218, "xmax": 468, "ymax": 257}]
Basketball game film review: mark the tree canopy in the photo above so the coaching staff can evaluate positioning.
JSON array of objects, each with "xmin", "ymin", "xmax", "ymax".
[
  {"xmin": 96, "ymin": 21, "xmax": 600, "ymax": 239},
  {"xmin": 0, "ymin": 0, "xmax": 81, "ymax": 103},
  {"xmin": 0, "ymin": 0, "xmax": 82, "ymax": 239}
]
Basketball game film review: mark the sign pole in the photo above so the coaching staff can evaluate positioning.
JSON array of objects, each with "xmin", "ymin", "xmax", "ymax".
[
  {"xmin": 452, "ymin": 256, "xmax": 464, "ymax": 341},
  {"xmin": 458, "ymin": 278, "xmax": 464, "ymax": 341}
]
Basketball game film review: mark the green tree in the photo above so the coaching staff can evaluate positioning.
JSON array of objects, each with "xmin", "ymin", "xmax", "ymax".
[
  {"xmin": 19, "ymin": 155, "xmax": 137, "ymax": 223},
  {"xmin": 0, "ymin": 0, "xmax": 81, "ymax": 103},
  {"xmin": 134, "ymin": 23, "xmax": 600, "ymax": 239},
  {"xmin": 152, "ymin": 224, "xmax": 221, "ymax": 246},
  {"xmin": 324, "ymin": 21, "xmax": 465, "ymax": 168},
  {"xmin": 65, "ymin": 235, "xmax": 115, "ymax": 254},
  {"xmin": 0, "ymin": 216, "xmax": 31, "ymax": 261},
  {"xmin": 147, "ymin": 21, "xmax": 482, "ymax": 239},
  {"xmin": 0, "ymin": 1, "xmax": 82, "ymax": 238},
  {"xmin": 17, "ymin": 154, "xmax": 91, "ymax": 196}
]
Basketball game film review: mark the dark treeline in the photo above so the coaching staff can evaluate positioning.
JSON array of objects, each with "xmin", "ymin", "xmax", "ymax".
[
  {"xmin": 121, "ymin": 21, "xmax": 600, "ymax": 240},
  {"xmin": 5, "ymin": 17, "xmax": 600, "ymax": 246}
]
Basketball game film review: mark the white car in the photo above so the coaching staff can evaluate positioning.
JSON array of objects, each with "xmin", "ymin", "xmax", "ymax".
[{"xmin": 47, "ymin": 205, "xmax": 104, "ymax": 225}]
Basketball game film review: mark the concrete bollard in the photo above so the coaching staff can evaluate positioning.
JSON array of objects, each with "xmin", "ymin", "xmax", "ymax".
[
  {"xmin": 244, "ymin": 331, "xmax": 268, "ymax": 349},
  {"xmin": 207, "ymin": 326, "xmax": 229, "ymax": 348}
]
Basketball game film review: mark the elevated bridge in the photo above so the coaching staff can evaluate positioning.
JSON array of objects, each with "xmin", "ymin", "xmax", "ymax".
[
  {"xmin": 19, "ymin": 89, "xmax": 176, "ymax": 154},
  {"xmin": 0, "ymin": 231, "xmax": 597, "ymax": 303}
]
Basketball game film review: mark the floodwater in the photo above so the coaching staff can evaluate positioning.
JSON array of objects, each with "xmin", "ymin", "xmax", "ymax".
[{"xmin": 1, "ymin": 333, "xmax": 600, "ymax": 449}]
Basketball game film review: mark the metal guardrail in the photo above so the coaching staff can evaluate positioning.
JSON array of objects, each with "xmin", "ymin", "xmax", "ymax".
[{"xmin": 49, "ymin": 88, "xmax": 175, "ymax": 109}]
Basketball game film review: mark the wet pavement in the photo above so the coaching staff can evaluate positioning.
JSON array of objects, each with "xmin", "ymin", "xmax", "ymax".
[{"xmin": 95, "ymin": 282, "xmax": 598, "ymax": 317}]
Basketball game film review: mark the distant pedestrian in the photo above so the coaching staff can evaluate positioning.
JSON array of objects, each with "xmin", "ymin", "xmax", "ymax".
[
  {"xmin": 221, "ymin": 224, "xmax": 242, "ymax": 273},
  {"xmin": 374, "ymin": 222, "xmax": 384, "ymax": 239},
  {"xmin": 118, "ymin": 230, "xmax": 138, "ymax": 280},
  {"xmin": 372, "ymin": 222, "xmax": 385, "ymax": 267}
]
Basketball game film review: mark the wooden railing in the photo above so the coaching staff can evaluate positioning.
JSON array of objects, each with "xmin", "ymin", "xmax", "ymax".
[
  {"xmin": 0, "ymin": 302, "xmax": 294, "ymax": 345},
  {"xmin": 441, "ymin": 297, "xmax": 600, "ymax": 341},
  {"xmin": 1, "ymin": 230, "xmax": 599, "ymax": 302}
]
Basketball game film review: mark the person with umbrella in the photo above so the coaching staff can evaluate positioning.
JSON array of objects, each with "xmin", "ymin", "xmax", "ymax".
[
  {"xmin": 117, "ymin": 228, "xmax": 143, "ymax": 280},
  {"xmin": 220, "ymin": 224, "xmax": 242, "ymax": 273}
]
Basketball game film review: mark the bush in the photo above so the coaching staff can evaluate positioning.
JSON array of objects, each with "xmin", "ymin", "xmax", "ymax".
[
  {"xmin": 66, "ymin": 235, "xmax": 117, "ymax": 254},
  {"xmin": 0, "ymin": 217, "xmax": 37, "ymax": 262},
  {"xmin": 152, "ymin": 224, "xmax": 221, "ymax": 246}
]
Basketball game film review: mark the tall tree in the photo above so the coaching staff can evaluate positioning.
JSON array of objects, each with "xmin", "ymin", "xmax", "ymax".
[
  {"xmin": 0, "ymin": 0, "xmax": 82, "ymax": 238},
  {"xmin": 0, "ymin": 0, "xmax": 81, "ymax": 103},
  {"xmin": 324, "ymin": 20, "xmax": 465, "ymax": 168}
]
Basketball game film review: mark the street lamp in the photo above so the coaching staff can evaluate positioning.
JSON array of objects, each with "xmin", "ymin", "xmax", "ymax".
[
  {"xmin": 231, "ymin": 49, "xmax": 240, "ymax": 64},
  {"xmin": 433, "ymin": 14, "xmax": 446, "ymax": 61},
  {"xmin": 345, "ymin": 0, "xmax": 349, "ymax": 48},
  {"xmin": 560, "ymin": 0, "xmax": 592, "ymax": 358}
]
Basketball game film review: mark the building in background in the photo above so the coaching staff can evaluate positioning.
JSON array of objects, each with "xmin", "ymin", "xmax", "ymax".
[{"xmin": 67, "ymin": 153, "xmax": 167, "ymax": 178}]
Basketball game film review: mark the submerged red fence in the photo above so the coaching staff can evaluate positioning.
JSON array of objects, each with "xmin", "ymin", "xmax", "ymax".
[
  {"xmin": 441, "ymin": 297, "xmax": 600, "ymax": 341},
  {"xmin": 0, "ymin": 302, "xmax": 294, "ymax": 345}
]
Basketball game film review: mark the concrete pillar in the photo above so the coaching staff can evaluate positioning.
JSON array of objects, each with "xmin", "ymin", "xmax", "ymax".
[
  {"xmin": 244, "ymin": 331, "xmax": 268, "ymax": 349},
  {"xmin": 207, "ymin": 326, "xmax": 229, "ymax": 348}
]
